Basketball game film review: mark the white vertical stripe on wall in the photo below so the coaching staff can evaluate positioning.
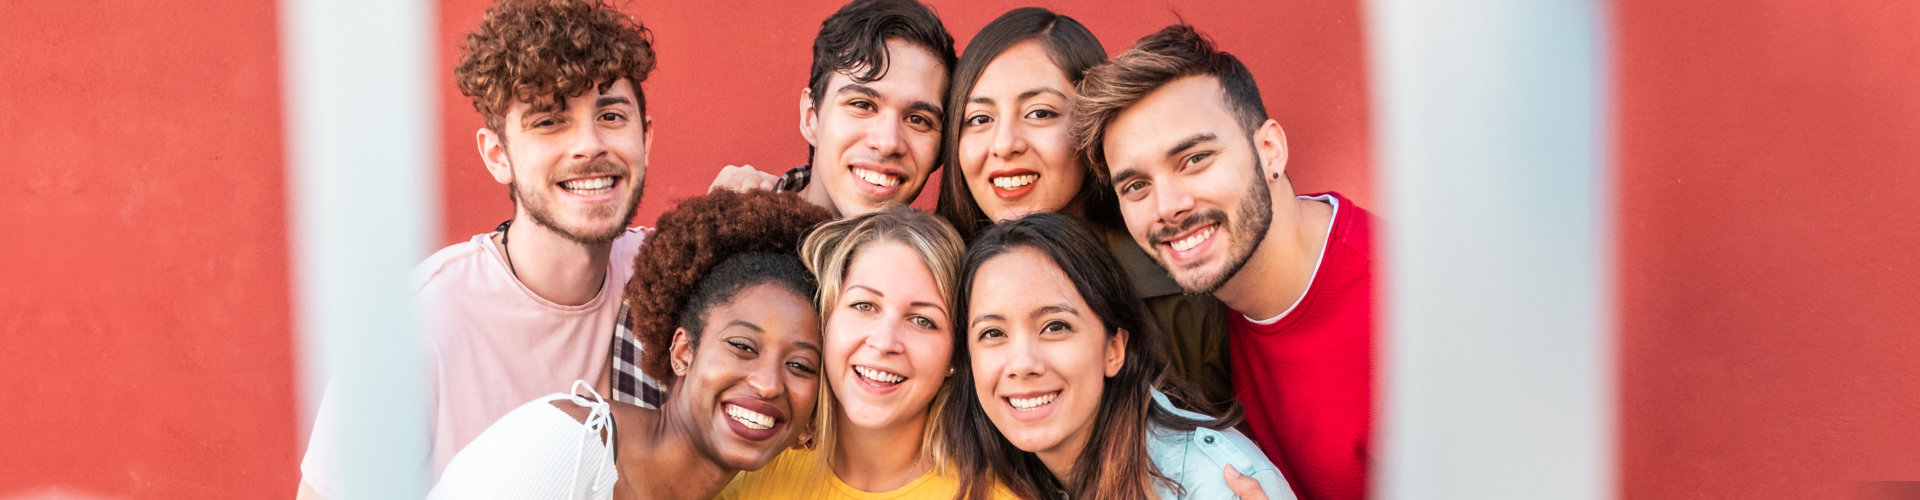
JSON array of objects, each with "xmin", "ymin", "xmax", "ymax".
[
  {"xmin": 1366, "ymin": 0, "xmax": 1614, "ymax": 498},
  {"xmin": 283, "ymin": 0, "xmax": 437, "ymax": 495}
]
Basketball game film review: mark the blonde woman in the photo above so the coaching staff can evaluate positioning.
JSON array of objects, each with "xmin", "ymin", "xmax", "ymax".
[{"xmin": 722, "ymin": 206, "xmax": 1008, "ymax": 499}]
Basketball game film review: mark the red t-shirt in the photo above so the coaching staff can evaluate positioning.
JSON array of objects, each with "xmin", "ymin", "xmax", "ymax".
[{"xmin": 1228, "ymin": 192, "xmax": 1373, "ymax": 500}]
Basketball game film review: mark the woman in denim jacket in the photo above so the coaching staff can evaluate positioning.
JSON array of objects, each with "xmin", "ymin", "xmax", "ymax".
[{"xmin": 942, "ymin": 213, "xmax": 1293, "ymax": 500}]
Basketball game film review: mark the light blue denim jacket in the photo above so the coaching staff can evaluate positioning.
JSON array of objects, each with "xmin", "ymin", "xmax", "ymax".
[{"xmin": 1147, "ymin": 391, "xmax": 1296, "ymax": 500}]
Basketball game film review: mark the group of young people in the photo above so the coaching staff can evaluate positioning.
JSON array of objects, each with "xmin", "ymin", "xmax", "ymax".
[{"xmin": 298, "ymin": 0, "xmax": 1373, "ymax": 499}]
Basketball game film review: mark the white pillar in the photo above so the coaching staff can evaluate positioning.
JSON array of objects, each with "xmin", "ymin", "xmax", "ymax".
[
  {"xmin": 283, "ymin": 0, "xmax": 437, "ymax": 495},
  {"xmin": 1366, "ymin": 0, "xmax": 1613, "ymax": 498}
]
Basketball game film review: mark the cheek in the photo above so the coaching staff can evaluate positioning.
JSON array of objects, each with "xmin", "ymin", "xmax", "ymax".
[
  {"xmin": 959, "ymin": 134, "xmax": 991, "ymax": 176},
  {"xmin": 909, "ymin": 334, "xmax": 954, "ymax": 375}
]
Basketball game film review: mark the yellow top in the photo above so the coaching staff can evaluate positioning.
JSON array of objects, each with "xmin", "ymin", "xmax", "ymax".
[{"xmin": 718, "ymin": 447, "xmax": 1015, "ymax": 500}]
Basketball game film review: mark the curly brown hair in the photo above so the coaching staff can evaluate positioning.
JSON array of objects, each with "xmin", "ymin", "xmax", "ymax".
[
  {"xmin": 455, "ymin": 0, "xmax": 656, "ymax": 133},
  {"xmin": 624, "ymin": 190, "xmax": 834, "ymax": 386}
]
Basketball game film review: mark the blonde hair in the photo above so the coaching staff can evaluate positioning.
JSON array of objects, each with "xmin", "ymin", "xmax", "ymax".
[{"xmin": 799, "ymin": 205, "xmax": 967, "ymax": 473}]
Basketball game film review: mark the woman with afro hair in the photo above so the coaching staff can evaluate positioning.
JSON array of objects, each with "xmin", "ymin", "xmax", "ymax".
[{"xmin": 427, "ymin": 190, "xmax": 834, "ymax": 500}]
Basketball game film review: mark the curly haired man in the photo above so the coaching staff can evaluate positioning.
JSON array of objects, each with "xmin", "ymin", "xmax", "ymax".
[{"xmin": 299, "ymin": 0, "xmax": 658, "ymax": 496}]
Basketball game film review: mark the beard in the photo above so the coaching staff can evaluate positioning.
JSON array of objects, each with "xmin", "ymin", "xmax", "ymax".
[
  {"xmin": 1151, "ymin": 160, "xmax": 1274, "ymax": 294},
  {"xmin": 511, "ymin": 157, "xmax": 646, "ymax": 246}
]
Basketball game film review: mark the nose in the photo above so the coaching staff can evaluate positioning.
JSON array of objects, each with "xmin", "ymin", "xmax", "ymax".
[
  {"xmin": 862, "ymin": 322, "xmax": 906, "ymax": 355},
  {"xmin": 865, "ymin": 115, "xmax": 905, "ymax": 157},
  {"xmin": 991, "ymin": 118, "xmax": 1026, "ymax": 160},
  {"xmin": 746, "ymin": 356, "xmax": 782, "ymax": 399},
  {"xmin": 570, "ymin": 119, "xmax": 608, "ymax": 161},
  {"xmin": 1003, "ymin": 333, "xmax": 1044, "ymax": 379},
  {"xmin": 1153, "ymin": 178, "xmax": 1196, "ymax": 224}
]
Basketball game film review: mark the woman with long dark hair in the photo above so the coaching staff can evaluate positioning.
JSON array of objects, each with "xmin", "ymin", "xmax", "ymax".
[
  {"xmin": 944, "ymin": 213, "xmax": 1289, "ymax": 500},
  {"xmin": 933, "ymin": 7, "xmax": 1237, "ymax": 411}
]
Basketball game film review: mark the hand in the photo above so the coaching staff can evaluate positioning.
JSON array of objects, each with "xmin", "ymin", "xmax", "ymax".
[
  {"xmin": 709, "ymin": 164, "xmax": 779, "ymax": 193},
  {"xmin": 1226, "ymin": 465, "xmax": 1269, "ymax": 500}
]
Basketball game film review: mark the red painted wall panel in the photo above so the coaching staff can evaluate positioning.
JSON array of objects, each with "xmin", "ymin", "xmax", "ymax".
[
  {"xmin": 435, "ymin": 0, "xmax": 1374, "ymax": 244},
  {"xmin": 1615, "ymin": 1, "xmax": 1920, "ymax": 497},
  {"xmin": 0, "ymin": 1, "xmax": 298, "ymax": 498}
]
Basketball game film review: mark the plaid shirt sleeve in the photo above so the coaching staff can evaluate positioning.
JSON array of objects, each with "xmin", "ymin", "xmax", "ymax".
[
  {"xmin": 611, "ymin": 300, "xmax": 665, "ymax": 409},
  {"xmin": 773, "ymin": 164, "xmax": 811, "ymax": 193}
]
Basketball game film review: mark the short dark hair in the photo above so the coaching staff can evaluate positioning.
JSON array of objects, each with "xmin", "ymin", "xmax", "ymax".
[
  {"xmin": 806, "ymin": 0, "xmax": 957, "ymax": 109},
  {"xmin": 1073, "ymin": 24, "xmax": 1270, "ymax": 181},
  {"xmin": 455, "ymin": 0, "xmax": 656, "ymax": 134},
  {"xmin": 933, "ymin": 7, "xmax": 1120, "ymax": 240},
  {"xmin": 944, "ymin": 213, "xmax": 1238, "ymax": 500},
  {"xmin": 626, "ymin": 190, "xmax": 834, "ymax": 387}
]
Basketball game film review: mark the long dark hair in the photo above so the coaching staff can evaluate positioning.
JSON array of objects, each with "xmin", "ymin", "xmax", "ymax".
[
  {"xmin": 943, "ymin": 213, "xmax": 1238, "ymax": 500},
  {"xmin": 934, "ymin": 8, "xmax": 1119, "ymax": 241}
]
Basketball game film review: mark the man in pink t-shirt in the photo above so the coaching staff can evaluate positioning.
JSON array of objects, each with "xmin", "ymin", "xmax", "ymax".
[
  {"xmin": 297, "ymin": 1, "xmax": 661, "ymax": 497},
  {"xmin": 1076, "ymin": 25, "xmax": 1375, "ymax": 500}
]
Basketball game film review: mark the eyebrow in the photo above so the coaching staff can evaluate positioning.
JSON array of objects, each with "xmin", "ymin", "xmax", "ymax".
[
  {"xmin": 723, "ymin": 320, "xmax": 764, "ymax": 333},
  {"xmin": 836, "ymin": 83, "xmax": 880, "ymax": 99},
  {"xmin": 968, "ymin": 87, "xmax": 1068, "ymax": 108},
  {"xmin": 906, "ymin": 100, "xmax": 944, "ymax": 120},
  {"xmin": 794, "ymin": 341, "xmax": 822, "ymax": 354},
  {"xmin": 969, "ymin": 303, "xmax": 1080, "ymax": 327},
  {"xmin": 847, "ymin": 284, "xmax": 949, "ymax": 315},
  {"xmin": 1166, "ymin": 133, "xmax": 1218, "ymax": 158},
  {"xmin": 595, "ymin": 95, "xmax": 632, "ymax": 108}
]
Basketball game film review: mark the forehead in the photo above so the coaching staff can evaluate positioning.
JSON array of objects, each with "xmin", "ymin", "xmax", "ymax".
[
  {"xmin": 968, "ymin": 246, "xmax": 1082, "ymax": 310},
  {"xmin": 826, "ymin": 39, "xmax": 948, "ymax": 103},
  {"xmin": 971, "ymin": 41, "xmax": 1071, "ymax": 97},
  {"xmin": 505, "ymin": 78, "xmax": 638, "ymax": 117},
  {"xmin": 704, "ymin": 282, "xmax": 820, "ymax": 340},
  {"xmin": 1103, "ymin": 76, "xmax": 1240, "ymax": 165},
  {"xmin": 844, "ymin": 240, "xmax": 942, "ymax": 301}
]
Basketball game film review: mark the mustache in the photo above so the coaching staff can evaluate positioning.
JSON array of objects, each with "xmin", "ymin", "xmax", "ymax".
[
  {"xmin": 550, "ymin": 157, "xmax": 627, "ymax": 181},
  {"xmin": 1150, "ymin": 209, "xmax": 1228, "ymax": 243}
]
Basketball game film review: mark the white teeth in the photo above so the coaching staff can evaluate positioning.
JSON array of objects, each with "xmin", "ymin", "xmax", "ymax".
[
  {"xmin": 1008, "ymin": 392, "xmax": 1058, "ymax": 410},
  {"xmin": 853, "ymin": 168, "xmax": 901, "ymax": 188},
  {"xmin": 726, "ymin": 404, "xmax": 774, "ymax": 430},
  {"xmin": 991, "ymin": 174, "xmax": 1038, "ymax": 190},
  {"xmin": 854, "ymin": 366, "xmax": 905, "ymax": 384},
  {"xmin": 1168, "ymin": 226, "xmax": 1217, "ymax": 252},
  {"xmin": 561, "ymin": 177, "xmax": 614, "ymax": 192}
]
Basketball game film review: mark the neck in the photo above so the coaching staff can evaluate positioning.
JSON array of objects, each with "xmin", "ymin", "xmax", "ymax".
[
  {"xmin": 1215, "ymin": 195, "xmax": 1335, "ymax": 320},
  {"xmin": 1034, "ymin": 439, "xmax": 1084, "ymax": 488},
  {"xmin": 500, "ymin": 213, "xmax": 613, "ymax": 306},
  {"xmin": 616, "ymin": 403, "xmax": 734, "ymax": 500},
  {"xmin": 796, "ymin": 174, "xmax": 840, "ymax": 217},
  {"xmin": 830, "ymin": 411, "xmax": 929, "ymax": 492}
]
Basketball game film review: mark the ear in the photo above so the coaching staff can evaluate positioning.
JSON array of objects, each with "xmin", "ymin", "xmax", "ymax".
[
  {"xmin": 1104, "ymin": 328, "xmax": 1129, "ymax": 378},
  {"xmin": 799, "ymin": 88, "xmax": 820, "ymax": 148},
  {"xmin": 1253, "ymin": 119, "xmax": 1289, "ymax": 185},
  {"xmin": 478, "ymin": 127, "xmax": 513, "ymax": 185},
  {"xmin": 643, "ymin": 115, "xmax": 655, "ymax": 157},
  {"xmin": 670, "ymin": 327, "xmax": 695, "ymax": 377}
]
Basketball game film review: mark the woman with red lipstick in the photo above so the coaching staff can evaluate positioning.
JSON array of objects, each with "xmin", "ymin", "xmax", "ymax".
[
  {"xmin": 933, "ymin": 7, "xmax": 1238, "ymax": 411},
  {"xmin": 426, "ymin": 190, "xmax": 832, "ymax": 500},
  {"xmin": 723, "ymin": 207, "xmax": 1013, "ymax": 499},
  {"xmin": 944, "ymin": 213, "xmax": 1289, "ymax": 500}
]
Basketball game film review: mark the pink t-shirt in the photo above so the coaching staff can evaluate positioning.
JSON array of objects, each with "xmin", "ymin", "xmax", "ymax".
[{"xmin": 301, "ymin": 227, "xmax": 646, "ymax": 495}]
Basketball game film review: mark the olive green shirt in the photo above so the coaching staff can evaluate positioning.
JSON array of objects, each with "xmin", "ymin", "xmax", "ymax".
[{"xmin": 1105, "ymin": 228, "xmax": 1235, "ymax": 409}]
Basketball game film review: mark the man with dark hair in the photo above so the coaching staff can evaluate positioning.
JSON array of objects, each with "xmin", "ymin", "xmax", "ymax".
[
  {"xmin": 710, "ymin": 0, "xmax": 957, "ymax": 217},
  {"xmin": 1074, "ymin": 24, "xmax": 1376, "ymax": 500},
  {"xmin": 298, "ymin": 0, "xmax": 657, "ymax": 496}
]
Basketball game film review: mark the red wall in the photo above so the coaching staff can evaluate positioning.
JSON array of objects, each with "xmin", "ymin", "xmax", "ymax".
[
  {"xmin": 434, "ymin": 0, "xmax": 1374, "ymax": 244},
  {"xmin": 1614, "ymin": 1, "xmax": 1920, "ymax": 497},
  {"xmin": 0, "ymin": 1, "xmax": 299, "ymax": 498}
]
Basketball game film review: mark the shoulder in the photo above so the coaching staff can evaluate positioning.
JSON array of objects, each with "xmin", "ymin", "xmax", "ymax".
[
  {"xmin": 413, "ymin": 233, "xmax": 496, "ymax": 293},
  {"xmin": 1147, "ymin": 392, "xmax": 1294, "ymax": 499}
]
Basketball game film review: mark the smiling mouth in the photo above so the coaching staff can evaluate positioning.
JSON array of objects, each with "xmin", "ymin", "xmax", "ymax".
[
  {"xmin": 852, "ymin": 167, "xmax": 902, "ymax": 188},
  {"xmin": 725, "ymin": 403, "xmax": 776, "ymax": 430},
  {"xmin": 990, "ymin": 173, "xmax": 1037, "ymax": 190},
  {"xmin": 558, "ymin": 175, "xmax": 618, "ymax": 195},
  {"xmin": 854, "ymin": 365, "xmax": 906, "ymax": 385},
  {"xmin": 1165, "ymin": 224, "xmax": 1218, "ymax": 252},
  {"xmin": 1006, "ymin": 391, "xmax": 1059, "ymax": 410}
]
